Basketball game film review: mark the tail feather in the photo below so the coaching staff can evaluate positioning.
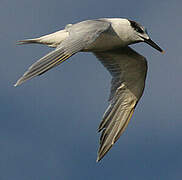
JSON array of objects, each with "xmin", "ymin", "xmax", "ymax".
[
  {"xmin": 17, "ymin": 30, "xmax": 69, "ymax": 47},
  {"xmin": 17, "ymin": 38, "xmax": 41, "ymax": 45}
]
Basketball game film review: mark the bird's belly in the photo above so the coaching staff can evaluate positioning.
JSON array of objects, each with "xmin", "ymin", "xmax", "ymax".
[{"xmin": 83, "ymin": 33, "xmax": 126, "ymax": 52}]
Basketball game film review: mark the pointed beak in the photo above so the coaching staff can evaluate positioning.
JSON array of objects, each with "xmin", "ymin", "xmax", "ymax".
[{"xmin": 144, "ymin": 38, "xmax": 164, "ymax": 53}]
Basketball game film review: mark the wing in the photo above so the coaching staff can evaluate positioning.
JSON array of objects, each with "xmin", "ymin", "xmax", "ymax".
[
  {"xmin": 93, "ymin": 47, "xmax": 148, "ymax": 161},
  {"xmin": 14, "ymin": 19, "xmax": 110, "ymax": 86}
]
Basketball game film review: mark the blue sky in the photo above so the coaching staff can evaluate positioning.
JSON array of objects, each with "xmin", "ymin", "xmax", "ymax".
[{"xmin": 0, "ymin": 0, "xmax": 182, "ymax": 179}]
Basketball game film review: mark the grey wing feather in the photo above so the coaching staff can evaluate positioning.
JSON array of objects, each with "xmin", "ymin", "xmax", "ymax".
[
  {"xmin": 15, "ymin": 19, "xmax": 110, "ymax": 86},
  {"xmin": 14, "ymin": 47, "xmax": 70, "ymax": 86},
  {"xmin": 94, "ymin": 47, "xmax": 148, "ymax": 161}
]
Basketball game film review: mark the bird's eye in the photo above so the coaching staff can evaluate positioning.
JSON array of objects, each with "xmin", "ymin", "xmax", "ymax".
[{"xmin": 136, "ymin": 27, "xmax": 144, "ymax": 34}]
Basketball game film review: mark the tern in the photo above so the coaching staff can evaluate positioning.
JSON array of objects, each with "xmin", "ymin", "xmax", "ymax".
[{"xmin": 15, "ymin": 18, "xmax": 164, "ymax": 162}]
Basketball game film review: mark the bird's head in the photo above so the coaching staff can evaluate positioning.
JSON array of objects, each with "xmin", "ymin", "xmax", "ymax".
[{"xmin": 128, "ymin": 20, "xmax": 164, "ymax": 53}]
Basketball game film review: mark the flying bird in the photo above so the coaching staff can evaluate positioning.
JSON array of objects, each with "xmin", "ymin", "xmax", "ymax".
[{"xmin": 15, "ymin": 18, "xmax": 164, "ymax": 162}]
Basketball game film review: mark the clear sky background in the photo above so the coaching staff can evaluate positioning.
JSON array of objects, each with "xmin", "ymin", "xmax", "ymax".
[{"xmin": 1, "ymin": 0, "xmax": 182, "ymax": 179}]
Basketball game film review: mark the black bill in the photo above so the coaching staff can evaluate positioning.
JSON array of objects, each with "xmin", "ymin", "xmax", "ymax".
[{"xmin": 144, "ymin": 38, "xmax": 164, "ymax": 53}]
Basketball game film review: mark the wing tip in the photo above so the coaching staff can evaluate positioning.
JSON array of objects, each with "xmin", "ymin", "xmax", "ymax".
[
  {"xmin": 14, "ymin": 83, "xmax": 18, "ymax": 87},
  {"xmin": 14, "ymin": 77, "xmax": 25, "ymax": 87},
  {"xmin": 14, "ymin": 81, "xmax": 21, "ymax": 87},
  {"xmin": 96, "ymin": 157, "xmax": 99, "ymax": 162},
  {"xmin": 96, "ymin": 152, "xmax": 104, "ymax": 162},
  {"xmin": 96, "ymin": 143, "xmax": 113, "ymax": 162},
  {"xmin": 96, "ymin": 156, "xmax": 101, "ymax": 162}
]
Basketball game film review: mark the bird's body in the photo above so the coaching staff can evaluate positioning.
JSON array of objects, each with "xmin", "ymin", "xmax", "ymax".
[
  {"xmin": 15, "ymin": 18, "xmax": 163, "ymax": 161},
  {"xmin": 18, "ymin": 18, "xmax": 148, "ymax": 51}
]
